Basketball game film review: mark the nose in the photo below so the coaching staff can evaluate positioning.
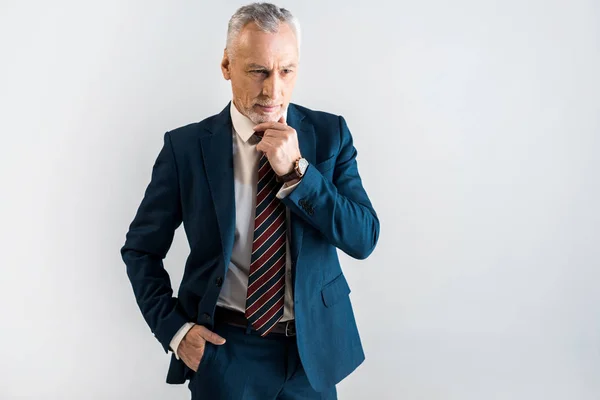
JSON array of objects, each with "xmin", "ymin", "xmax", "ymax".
[{"xmin": 262, "ymin": 72, "xmax": 281, "ymax": 100}]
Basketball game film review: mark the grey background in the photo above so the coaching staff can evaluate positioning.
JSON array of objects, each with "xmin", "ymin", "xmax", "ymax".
[{"xmin": 1, "ymin": 0, "xmax": 599, "ymax": 399}]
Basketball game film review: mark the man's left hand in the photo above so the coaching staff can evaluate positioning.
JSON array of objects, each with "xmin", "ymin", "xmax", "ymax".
[{"xmin": 254, "ymin": 116, "xmax": 301, "ymax": 176}]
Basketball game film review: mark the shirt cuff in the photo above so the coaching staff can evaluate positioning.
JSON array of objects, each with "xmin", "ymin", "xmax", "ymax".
[
  {"xmin": 276, "ymin": 179, "xmax": 302, "ymax": 199},
  {"xmin": 169, "ymin": 322, "xmax": 195, "ymax": 360}
]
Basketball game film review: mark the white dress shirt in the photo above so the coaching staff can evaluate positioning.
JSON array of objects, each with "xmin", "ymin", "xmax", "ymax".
[{"xmin": 169, "ymin": 103, "xmax": 301, "ymax": 358}]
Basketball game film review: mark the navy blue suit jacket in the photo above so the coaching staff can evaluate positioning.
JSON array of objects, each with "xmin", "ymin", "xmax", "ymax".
[{"xmin": 121, "ymin": 102, "xmax": 380, "ymax": 391}]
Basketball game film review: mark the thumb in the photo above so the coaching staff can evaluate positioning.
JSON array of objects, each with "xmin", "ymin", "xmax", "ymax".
[
  {"xmin": 205, "ymin": 331, "xmax": 226, "ymax": 345},
  {"xmin": 197, "ymin": 326, "xmax": 226, "ymax": 345},
  {"xmin": 279, "ymin": 114, "xmax": 286, "ymax": 125}
]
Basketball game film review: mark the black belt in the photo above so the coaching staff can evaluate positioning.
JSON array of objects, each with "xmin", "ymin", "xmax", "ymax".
[{"xmin": 214, "ymin": 306, "xmax": 296, "ymax": 337}]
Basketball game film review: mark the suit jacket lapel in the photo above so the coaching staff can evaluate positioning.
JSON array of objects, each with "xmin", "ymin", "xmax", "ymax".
[
  {"xmin": 199, "ymin": 102, "xmax": 315, "ymax": 270},
  {"xmin": 200, "ymin": 103, "xmax": 236, "ymax": 270}
]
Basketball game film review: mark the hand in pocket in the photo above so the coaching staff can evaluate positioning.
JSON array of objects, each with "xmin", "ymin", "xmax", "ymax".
[{"xmin": 178, "ymin": 325, "xmax": 226, "ymax": 371}]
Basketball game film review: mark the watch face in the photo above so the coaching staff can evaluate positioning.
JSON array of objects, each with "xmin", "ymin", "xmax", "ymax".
[{"xmin": 297, "ymin": 158, "xmax": 309, "ymax": 174}]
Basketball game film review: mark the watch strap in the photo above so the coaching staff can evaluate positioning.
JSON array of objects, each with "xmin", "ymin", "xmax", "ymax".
[
  {"xmin": 276, "ymin": 157, "xmax": 304, "ymax": 183},
  {"xmin": 276, "ymin": 169, "xmax": 300, "ymax": 183}
]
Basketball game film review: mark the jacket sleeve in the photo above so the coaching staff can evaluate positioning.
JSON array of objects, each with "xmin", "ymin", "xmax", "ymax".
[
  {"xmin": 120, "ymin": 131, "xmax": 190, "ymax": 353},
  {"xmin": 281, "ymin": 116, "xmax": 380, "ymax": 259}
]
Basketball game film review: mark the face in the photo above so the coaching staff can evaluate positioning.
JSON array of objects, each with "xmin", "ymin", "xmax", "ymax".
[{"xmin": 221, "ymin": 21, "xmax": 299, "ymax": 124}]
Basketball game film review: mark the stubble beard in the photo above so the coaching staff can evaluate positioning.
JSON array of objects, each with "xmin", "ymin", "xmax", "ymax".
[{"xmin": 244, "ymin": 103, "xmax": 287, "ymax": 125}]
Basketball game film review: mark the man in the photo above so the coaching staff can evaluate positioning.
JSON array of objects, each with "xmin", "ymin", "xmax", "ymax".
[{"xmin": 121, "ymin": 3, "xmax": 380, "ymax": 399}]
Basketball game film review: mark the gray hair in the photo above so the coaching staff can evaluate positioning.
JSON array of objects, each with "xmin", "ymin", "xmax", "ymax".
[{"xmin": 226, "ymin": 2, "xmax": 301, "ymax": 60}]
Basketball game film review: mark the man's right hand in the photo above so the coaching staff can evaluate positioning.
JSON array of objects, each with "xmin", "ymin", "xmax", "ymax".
[{"xmin": 178, "ymin": 325, "xmax": 226, "ymax": 372}]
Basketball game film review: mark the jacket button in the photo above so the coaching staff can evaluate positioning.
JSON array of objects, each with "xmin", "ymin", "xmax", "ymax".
[
  {"xmin": 215, "ymin": 276, "xmax": 223, "ymax": 287},
  {"xmin": 201, "ymin": 313, "xmax": 211, "ymax": 321}
]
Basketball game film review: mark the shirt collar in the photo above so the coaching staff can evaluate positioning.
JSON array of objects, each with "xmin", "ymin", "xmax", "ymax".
[{"xmin": 230, "ymin": 101, "xmax": 288, "ymax": 143}]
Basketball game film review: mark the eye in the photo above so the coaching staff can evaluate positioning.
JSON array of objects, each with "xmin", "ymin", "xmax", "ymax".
[
  {"xmin": 251, "ymin": 70, "xmax": 268, "ymax": 75},
  {"xmin": 282, "ymin": 69, "xmax": 293, "ymax": 74}
]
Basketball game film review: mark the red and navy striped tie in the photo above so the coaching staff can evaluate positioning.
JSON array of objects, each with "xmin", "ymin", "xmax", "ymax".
[{"xmin": 245, "ymin": 153, "xmax": 287, "ymax": 336}]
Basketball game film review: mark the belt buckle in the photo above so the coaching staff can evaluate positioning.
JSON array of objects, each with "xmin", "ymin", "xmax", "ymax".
[{"xmin": 285, "ymin": 320, "xmax": 296, "ymax": 337}]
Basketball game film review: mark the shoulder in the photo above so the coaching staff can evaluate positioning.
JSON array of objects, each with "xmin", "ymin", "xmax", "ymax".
[
  {"xmin": 290, "ymin": 103, "xmax": 343, "ymax": 129},
  {"xmin": 166, "ymin": 114, "xmax": 217, "ymax": 140},
  {"xmin": 163, "ymin": 106, "xmax": 230, "ymax": 151},
  {"xmin": 290, "ymin": 103, "xmax": 353, "ymax": 152}
]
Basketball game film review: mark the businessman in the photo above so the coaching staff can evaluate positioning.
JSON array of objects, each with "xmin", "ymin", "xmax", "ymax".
[{"xmin": 121, "ymin": 3, "xmax": 380, "ymax": 399}]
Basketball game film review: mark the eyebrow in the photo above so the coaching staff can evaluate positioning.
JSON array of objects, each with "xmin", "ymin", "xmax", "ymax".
[{"xmin": 247, "ymin": 63, "xmax": 297, "ymax": 70}]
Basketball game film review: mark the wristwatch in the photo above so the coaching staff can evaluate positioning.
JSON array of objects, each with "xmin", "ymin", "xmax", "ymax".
[{"xmin": 276, "ymin": 157, "xmax": 309, "ymax": 183}]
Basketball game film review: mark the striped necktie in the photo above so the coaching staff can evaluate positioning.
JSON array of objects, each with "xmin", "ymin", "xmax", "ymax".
[{"xmin": 245, "ymin": 153, "xmax": 287, "ymax": 336}]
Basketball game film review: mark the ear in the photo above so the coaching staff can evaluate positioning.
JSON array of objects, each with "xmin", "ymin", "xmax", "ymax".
[{"xmin": 221, "ymin": 48, "xmax": 231, "ymax": 80}]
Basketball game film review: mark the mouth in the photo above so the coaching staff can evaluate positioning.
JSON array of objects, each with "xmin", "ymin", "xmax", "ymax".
[{"xmin": 255, "ymin": 104, "xmax": 280, "ymax": 113}]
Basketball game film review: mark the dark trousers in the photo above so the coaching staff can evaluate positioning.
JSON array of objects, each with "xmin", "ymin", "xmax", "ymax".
[{"xmin": 188, "ymin": 319, "xmax": 337, "ymax": 400}]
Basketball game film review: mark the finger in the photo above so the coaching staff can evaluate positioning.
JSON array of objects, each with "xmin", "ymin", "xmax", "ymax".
[
  {"xmin": 279, "ymin": 115, "xmax": 286, "ymax": 125},
  {"xmin": 256, "ymin": 140, "xmax": 269, "ymax": 154},
  {"xmin": 259, "ymin": 135, "xmax": 283, "ymax": 146},
  {"xmin": 263, "ymin": 129, "xmax": 291, "ymax": 140},
  {"xmin": 197, "ymin": 326, "xmax": 226, "ymax": 345},
  {"xmin": 187, "ymin": 325, "xmax": 211, "ymax": 345},
  {"xmin": 253, "ymin": 121, "xmax": 287, "ymax": 132},
  {"xmin": 256, "ymin": 136, "xmax": 278, "ymax": 153}
]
